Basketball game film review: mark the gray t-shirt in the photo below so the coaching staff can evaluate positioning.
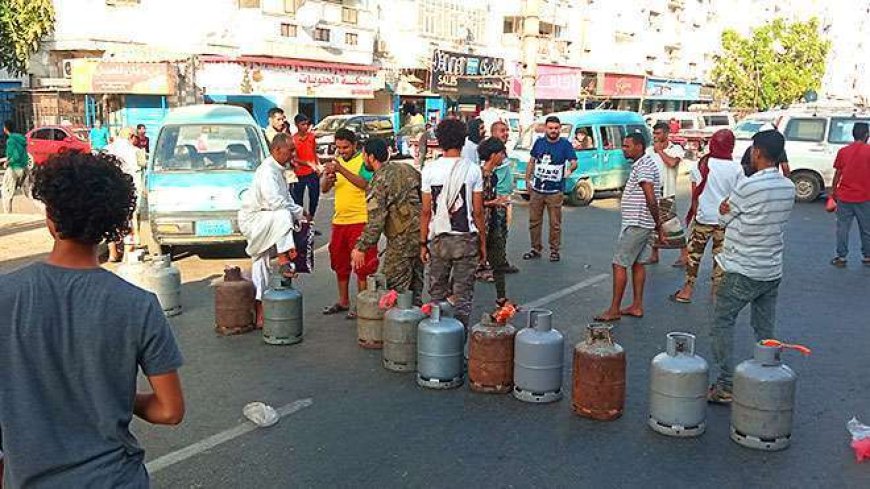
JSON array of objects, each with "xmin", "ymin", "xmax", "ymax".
[{"xmin": 0, "ymin": 262, "xmax": 184, "ymax": 488}]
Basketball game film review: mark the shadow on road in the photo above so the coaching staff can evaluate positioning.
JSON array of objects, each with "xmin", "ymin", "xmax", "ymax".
[{"xmin": 0, "ymin": 219, "xmax": 45, "ymax": 238}]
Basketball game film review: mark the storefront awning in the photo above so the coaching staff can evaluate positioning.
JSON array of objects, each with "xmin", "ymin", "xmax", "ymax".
[
  {"xmin": 509, "ymin": 64, "xmax": 583, "ymax": 100},
  {"xmin": 645, "ymin": 78, "xmax": 703, "ymax": 101},
  {"xmin": 200, "ymin": 55, "xmax": 378, "ymax": 73}
]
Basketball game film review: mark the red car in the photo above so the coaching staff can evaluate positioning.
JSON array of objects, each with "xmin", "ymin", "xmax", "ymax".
[{"xmin": 26, "ymin": 125, "xmax": 91, "ymax": 165}]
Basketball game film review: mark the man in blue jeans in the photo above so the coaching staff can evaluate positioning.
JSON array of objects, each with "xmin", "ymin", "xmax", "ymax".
[
  {"xmin": 709, "ymin": 130, "xmax": 795, "ymax": 403},
  {"xmin": 830, "ymin": 122, "xmax": 870, "ymax": 268}
]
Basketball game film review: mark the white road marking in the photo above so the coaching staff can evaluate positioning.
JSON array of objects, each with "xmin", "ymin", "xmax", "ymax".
[
  {"xmin": 520, "ymin": 273, "xmax": 610, "ymax": 309},
  {"xmin": 145, "ymin": 398, "xmax": 313, "ymax": 474}
]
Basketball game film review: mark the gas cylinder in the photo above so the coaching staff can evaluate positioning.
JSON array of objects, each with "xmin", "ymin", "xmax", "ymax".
[
  {"xmin": 513, "ymin": 309, "xmax": 563, "ymax": 403},
  {"xmin": 357, "ymin": 274, "xmax": 387, "ymax": 349},
  {"xmin": 143, "ymin": 254, "xmax": 182, "ymax": 317},
  {"xmin": 731, "ymin": 341, "xmax": 804, "ymax": 451},
  {"xmin": 116, "ymin": 249, "xmax": 147, "ymax": 288},
  {"xmin": 383, "ymin": 291, "xmax": 425, "ymax": 372},
  {"xmin": 571, "ymin": 323, "xmax": 626, "ymax": 420},
  {"xmin": 468, "ymin": 313, "xmax": 517, "ymax": 394},
  {"xmin": 416, "ymin": 303, "xmax": 464, "ymax": 389},
  {"xmin": 262, "ymin": 274, "xmax": 303, "ymax": 345},
  {"xmin": 214, "ymin": 266, "xmax": 255, "ymax": 336},
  {"xmin": 649, "ymin": 332, "xmax": 709, "ymax": 437}
]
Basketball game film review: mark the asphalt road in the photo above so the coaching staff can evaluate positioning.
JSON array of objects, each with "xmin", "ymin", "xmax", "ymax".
[{"xmin": 3, "ymin": 178, "xmax": 870, "ymax": 488}]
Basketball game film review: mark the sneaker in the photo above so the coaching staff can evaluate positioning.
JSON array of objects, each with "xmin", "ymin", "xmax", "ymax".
[
  {"xmin": 831, "ymin": 257, "xmax": 847, "ymax": 268},
  {"xmin": 707, "ymin": 384, "xmax": 733, "ymax": 405}
]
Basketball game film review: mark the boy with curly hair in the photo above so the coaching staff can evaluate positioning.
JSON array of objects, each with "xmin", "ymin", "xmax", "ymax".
[{"xmin": 0, "ymin": 152, "xmax": 185, "ymax": 488}]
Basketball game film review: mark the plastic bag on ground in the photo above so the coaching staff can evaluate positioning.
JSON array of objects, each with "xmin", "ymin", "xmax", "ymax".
[
  {"xmin": 847, "ymin": 417, "xmax": 870, "ymax": 462},
  {"xmin": 243, "ymin": 402, "xmax": 279, "ymax": 428}
]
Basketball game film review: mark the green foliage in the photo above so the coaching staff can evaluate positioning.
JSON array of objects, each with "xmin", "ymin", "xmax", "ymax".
[
  {"xmin": 0, "ymin": 0, "xmax": 55, "ymax": 76},
  {"xmin": 712, "ymin": 18, "xmax": 831, "ymax": 111}
]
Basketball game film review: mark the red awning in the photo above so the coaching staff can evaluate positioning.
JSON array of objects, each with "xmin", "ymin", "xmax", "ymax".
[{"xmin": 199, "ymin": 55, "xmax": 378, "ymax": 73}]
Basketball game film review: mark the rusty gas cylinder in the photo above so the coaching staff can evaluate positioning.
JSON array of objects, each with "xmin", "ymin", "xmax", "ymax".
[
  {"xmin": 468, "ymin": 313, "xmax": 517, "ymax": 394},
  {"xmin": 214, "ymin": 266, "xmax": 255, "ymax": 336},
  {"xmin": 571, "ymin": 323, "xmax": 626, "ymax": 421}
]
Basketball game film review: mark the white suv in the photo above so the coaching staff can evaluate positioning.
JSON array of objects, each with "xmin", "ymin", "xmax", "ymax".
[{"xmin": 779, "ymin": 112, "xmax": 870, "ymax": 202}]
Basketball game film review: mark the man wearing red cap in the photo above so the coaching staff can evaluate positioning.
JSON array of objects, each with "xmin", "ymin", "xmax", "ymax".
[{"xmin": 670, "ymin": 129, "xmax": 743, "ymax": 303}]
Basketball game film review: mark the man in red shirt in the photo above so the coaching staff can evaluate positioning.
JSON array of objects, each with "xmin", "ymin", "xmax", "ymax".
[
  {"xmin": 133, "ymin": 124, "xmax": 149, "ymax": 153},
  {"xmin": 291, "ymin": 114, "xmax": 322, "ymax": 233},
  {"xmin": 831, "ymin": 122, "xmax": 870, "ymax": 267}
]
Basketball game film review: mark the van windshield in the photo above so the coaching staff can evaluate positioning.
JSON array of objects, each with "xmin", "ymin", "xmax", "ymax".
[
  {"xmin": 152, "ymin": 125, "xmax": 264, "ymax": 172},
  {"xmin": 315, "ymin": 117, "xmax": 348, "ymax": 132}
]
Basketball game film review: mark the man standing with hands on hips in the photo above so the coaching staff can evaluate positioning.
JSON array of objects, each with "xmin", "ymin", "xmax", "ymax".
[{"xmin": 523, "ymin": 116, "xmax": 577, "ymax": 263}]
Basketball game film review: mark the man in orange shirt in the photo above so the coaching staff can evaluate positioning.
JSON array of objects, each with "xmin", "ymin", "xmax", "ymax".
[
  {"xmin": 321, "ymin": 128, "xmax": 378, "ymax": 317},
  {"xmin": 291, "ymin": 114, "xmax": 322, "ymax": 234},
  {"xmin": 831, "ymin": 122, "xmax": 870, "ymax": 267}
]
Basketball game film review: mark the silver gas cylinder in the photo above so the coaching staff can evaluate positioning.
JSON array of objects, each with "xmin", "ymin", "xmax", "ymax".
[
  {"xmin": 513, "ymin": 309, "xmax": 564, "ymax": 403},
  {"xmin": 357, "ymin": 274, "xmax": 387, "ymax": 349},
  {"xmin": 416, "ymin": 303, "xmax": 464, "ymax": 389},
  {"xmin": 383, "ymin": 291, "xmax": 426, "ymax": 372},
  {"xmin": 143, "ymin": 254, "xmax": 182, "ymax": 316},
  {"xmin": 263, "ymin": 274, "xmax": 303, "ymax": 345},
  {"xmin": 116, "ymin": 249, "xmax": 147, "ymax": 289},
  {"xmin": 731, "ymin": 342, "xmax": 798, "ymax": 451},
  {"xmin": 649, "ymin": 332, "xmax": 709, "ymax": 437}
]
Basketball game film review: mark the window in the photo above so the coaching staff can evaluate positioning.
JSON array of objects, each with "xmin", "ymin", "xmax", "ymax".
[
  {"xmin": 784, "ymin": 118, "xmax": 826, "ymax": 142},
  {"xmin": 703, "ymin": 115, "xmax": 731, "ymax": 127},
  {"xmin": 572, "ymin": 125, "xmax": 596, "ymax": 150},
  {"xmin": 828, "ymin": 118, "xmax": 870, "ymax": 144},
  {"xmin": 51, "ymin": 129, "xmax": 68, "ymax": 141},
  {"xmin": 31, "ymin": 129, "xmax": 53, "ymax": 140},
  {"xmin": 503, "ymin": 17, "xmax": 521, "ymax": 34},
  {"xmin": 599, "ymin": 125, "xmax": 626, "ymax": 150},
  {"xmin": 342, "ymin": 7, "xmax": 358, "ymax": 24},
  {"xmin": 345, "ymin": 32, "xmax": 358, "ymax": 46},
  {"xmin": 314, "ymin": 28, "xmax": 331, "ymax": 42},
  {"xmin": 280, "ymin": 23, "xmax": 297, "ymax": 37},
  {"xmin": 364, "ymin": 117, "xmax": 393, "ymax": 132},
  {"xmin": 153, "ymin": 125, "xmax": 265, "ymax": 172},
  {"xmin": 284, "ymin": 0, "xmax": 301, "ymax": 13},
  {"xmin": 238, "ymin": 0, "xmax": 260, "ymax": 8}
]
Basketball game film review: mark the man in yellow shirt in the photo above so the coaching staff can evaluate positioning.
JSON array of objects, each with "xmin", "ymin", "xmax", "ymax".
[{"xmin": 321, "ymin": 128, "xmax": 378, "ymax": 317}]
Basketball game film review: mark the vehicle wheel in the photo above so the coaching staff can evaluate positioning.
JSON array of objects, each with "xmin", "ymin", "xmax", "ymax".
[
  {"xmin": 568, "ymin": 179, "xmax": 594, "ymax": 206},
  {"xmin": 791, "ymin": 172, "xmax": 822, "ymax": 203}
]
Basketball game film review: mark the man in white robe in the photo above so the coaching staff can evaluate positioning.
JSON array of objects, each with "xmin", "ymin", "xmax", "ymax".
[{"xmin": 238, "ymin": 133, "xmax": 306, "ymax": 326}]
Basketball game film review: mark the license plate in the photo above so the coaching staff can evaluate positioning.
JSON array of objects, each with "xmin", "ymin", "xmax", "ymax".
[
  {"xmin": 196, "ymin": 219, "xmax": 233, "ymax": 237},
  {"xmin": 517, "ymin": 180, "xmax": 527, "ymax": 191}
]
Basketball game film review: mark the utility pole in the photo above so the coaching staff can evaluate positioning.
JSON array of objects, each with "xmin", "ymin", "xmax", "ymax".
[{"xmin": 520, "ymin": 0, "xmax": 540, "ymax": 131}]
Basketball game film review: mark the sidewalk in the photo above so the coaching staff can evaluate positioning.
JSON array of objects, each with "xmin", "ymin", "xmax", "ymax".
[{"xmin": 0, "ymin": 213, "xmax": 52, "ymax": 273}]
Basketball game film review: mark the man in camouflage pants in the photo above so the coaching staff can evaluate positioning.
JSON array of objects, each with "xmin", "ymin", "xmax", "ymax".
[{"xmin": 352, "ymin": 138, "xmax": 424, "ymax": 304}]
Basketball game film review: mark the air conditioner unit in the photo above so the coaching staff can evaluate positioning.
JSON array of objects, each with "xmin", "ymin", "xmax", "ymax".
[{"xmin": 62, "ymin": 59, "xmax": 74, "ymax": 78}]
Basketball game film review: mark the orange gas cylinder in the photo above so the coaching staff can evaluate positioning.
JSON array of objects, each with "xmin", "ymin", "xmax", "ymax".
[
  {"xmin": 571, "ymin": 323, "xmax": 626, "ymax": 421},
  {"xmin": 468, "ymin": 312, "xmax": 517, "ymax": 394},
  {"xmin": 214, "ymin": 267, "xmax": 255, "ymax": 336}
]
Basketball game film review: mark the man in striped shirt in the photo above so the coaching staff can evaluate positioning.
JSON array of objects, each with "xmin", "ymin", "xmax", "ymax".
[
  {"xmin": 595, "ymin": 132, "xmax": 664, "ymax": 322},
  {"xmin": 709, "ymin": 130, "xmax": 796, "ymax": 404}
]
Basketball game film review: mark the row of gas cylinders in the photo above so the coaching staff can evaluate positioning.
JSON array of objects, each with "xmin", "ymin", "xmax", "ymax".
[
  {"xmin": 117, "ymin": 250, "xmax": 182, "ymax": 317},
  {"xmin": 213, "ymin": 269, "xmax": 803, "ymax": 452}
]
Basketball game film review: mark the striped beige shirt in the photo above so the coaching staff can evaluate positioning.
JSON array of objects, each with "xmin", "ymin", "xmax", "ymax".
[{"xmin": 716, "ymin": 167, "xmax": 795, "ymax": 281}]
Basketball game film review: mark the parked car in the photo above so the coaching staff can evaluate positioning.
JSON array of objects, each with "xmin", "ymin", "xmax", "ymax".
[
  {"xmin": 732, "ymin": 109, "xmax": 870, "ymax": 202},
  {"xmin": 510, "ymin": 110, "xmax": 651, "ymax": 206},
  {"xmin": 26, "ymin": 125, "xmax": 91, "ymax": 165},
  {"xmin": 146, "ymin": 105, "xmax": 267, "ymax": 251},
  {"xmin": 396, "ymin": 123, "xmax": 429, "ymax": 158},
  {"xmin": 314, "ymin": 114, "xmax": 396, "ymax": 161}
]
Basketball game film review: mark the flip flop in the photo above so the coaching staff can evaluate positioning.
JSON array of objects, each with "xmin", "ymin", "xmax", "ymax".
[
  {"xmin": 669, "ymin": 291, "xmax": 691, "ymax": 304},
  {"xmin": 322, "ymin": 303, "xmax": 350, "ymax": 315},
  {"xmin": 523, "ymin": 250, "xmax": 541, "ymax": 260},
  {"xmin": 345, "ymin": 310, "xmax": 357, "ymax": 320},
  {"xmin": 620, "ymin": 309, "xmax": 644, "ymax": 318}
]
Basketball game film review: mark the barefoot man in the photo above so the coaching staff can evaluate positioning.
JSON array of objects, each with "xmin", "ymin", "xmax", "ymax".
[
  {"xmin": 595, "ymin": 132, "xmax": 664, "ymax": 322},
  {"xmin": 239, "ymin": 133, "xmax": 306, "ymax": 326}
]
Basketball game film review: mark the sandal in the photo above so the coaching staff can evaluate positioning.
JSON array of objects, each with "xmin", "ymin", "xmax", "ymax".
[
  {"xmin": 522, "ymin": 249, "xmax": 541, "ymax": 260},
  {"xmin": 669, "ymin": 290, "xmax": 692, "ymax": 304},
  {"xmin": 831, "ymin": 257, "xmax": 847, "ymax": 268},
  {"xmin": 322, "ymin": 303, "xmax": 350, "ymax": 315},
  {"xmin": 345, "ymin": 309, "xmax": 357, "ymax": 320},
  {"xmin": 549, "ymin": 251, "xmax": 560, "ymax": 262}
]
